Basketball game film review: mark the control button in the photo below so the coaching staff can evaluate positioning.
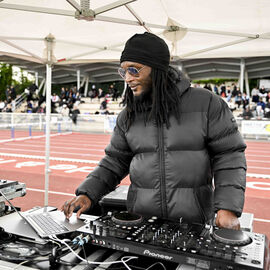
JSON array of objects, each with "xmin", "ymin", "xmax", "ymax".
[{"xmin": 251, "ymin": 260, "xmax": 261, "ymax": 265}]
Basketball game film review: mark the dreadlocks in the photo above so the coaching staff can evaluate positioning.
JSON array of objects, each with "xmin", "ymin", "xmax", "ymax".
[{"xmin": 121, "ymin": 66, "xmax": 182, "ymax": 130}]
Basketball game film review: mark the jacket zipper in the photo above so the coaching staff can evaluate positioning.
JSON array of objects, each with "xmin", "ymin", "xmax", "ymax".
[{"xmin": 158, "ymin": 124, "xmax": 167, "ymax": 218}]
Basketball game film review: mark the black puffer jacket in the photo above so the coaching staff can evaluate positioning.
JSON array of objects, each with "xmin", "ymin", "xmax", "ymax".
[{"xmin": 76, "ymin": 71, "xmax": 246, "ymax": 224}]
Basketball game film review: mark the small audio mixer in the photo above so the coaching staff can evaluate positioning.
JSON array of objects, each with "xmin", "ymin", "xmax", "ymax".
[{"xmin": 78, "ymin": 211, "xmax": 270, "ymax": 270}]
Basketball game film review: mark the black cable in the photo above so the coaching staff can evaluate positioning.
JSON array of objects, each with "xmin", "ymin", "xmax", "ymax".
[{"xmin": 82, "ymin": 244, "xmax": 95, "ymax": 270}]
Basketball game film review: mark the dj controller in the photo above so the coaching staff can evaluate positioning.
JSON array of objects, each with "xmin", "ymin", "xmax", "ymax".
[{"xmin": 78, "ymin": 211, "xmax": 270, "ymax": 270}]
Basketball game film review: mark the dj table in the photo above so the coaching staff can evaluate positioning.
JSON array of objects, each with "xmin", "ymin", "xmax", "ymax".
[{"xmin": 0, "ymin": 183, "xmax": 269, "ymax": 270}]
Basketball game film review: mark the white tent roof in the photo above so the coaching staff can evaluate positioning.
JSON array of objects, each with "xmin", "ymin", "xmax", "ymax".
[{"xmin": 0, "ymin": 0, "xmax": 270, "ymax": 65}]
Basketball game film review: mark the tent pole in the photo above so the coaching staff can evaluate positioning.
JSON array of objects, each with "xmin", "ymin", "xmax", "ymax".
[
  {"xmin": 35, "ymin": 72, "xmax": 39, "ymax": 86},
  {"xmin": 245, "ymin": 70, "xmax": 250, "ymax": 97},
  {"xmin": 84, "ymin": 76, "xmax": 89, "ymax": 98},
  {"xmin": 44, "ymin": 63, "xmax": 52, "ymax": 207},
  {"xmin": 44, "ymin": 33, "xmax": 54, "ymax": 208},
  {"xmin": 240, "ymin": 59, "xmax": 245, "ymax": 93},
  {"xmin": 42, "ymin": 81, "xmax": 47, "ymax": 96},
  {"xmin": 77, "ymin": 69, "xmax": 80, "ymax": 92}
]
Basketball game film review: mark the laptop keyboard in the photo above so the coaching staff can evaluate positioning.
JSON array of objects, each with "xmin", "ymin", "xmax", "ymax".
[{"xmin": 27, "ymin": 213, "xmax": 69, "ymax": 235}]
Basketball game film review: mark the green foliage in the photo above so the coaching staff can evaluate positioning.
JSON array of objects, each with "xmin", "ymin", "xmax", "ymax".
[
  {"xmin": 13, "ymin": 69, "xmax": 33, "ymax": 94},
  {"xmin": 249, "ymin": 78, "xmax": 259, "ymax": 90},
  {"xmin": 192, "ymin": 78, "xmax": 237, "ymax": 85},
  {"xmin": 0, "ymin": 64, "xmax": 34, "ymax": 101},
  {"xmin": 0, "ymin": 63, "xmax": 13, "ymax": 101}
]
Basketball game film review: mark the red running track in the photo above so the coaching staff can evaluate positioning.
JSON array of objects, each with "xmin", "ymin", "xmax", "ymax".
[{"xmin": 0, "ymin": 131, "xmax": 269, "ymax": 239}]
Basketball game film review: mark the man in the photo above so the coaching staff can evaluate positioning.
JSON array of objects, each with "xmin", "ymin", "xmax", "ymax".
[{"xmin": 62, "ymin": 32, "xmax": 246, "ymax": 229}]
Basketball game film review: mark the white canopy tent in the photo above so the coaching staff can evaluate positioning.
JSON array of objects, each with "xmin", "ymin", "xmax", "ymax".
[{"xmin": 0, "ymin": 0, "xmax": 269, "ymax": 207}]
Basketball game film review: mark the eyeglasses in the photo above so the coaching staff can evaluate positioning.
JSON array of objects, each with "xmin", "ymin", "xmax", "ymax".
[{"xmin": 118, "ymin": 66, "xmax": 146, "ymax": 79}]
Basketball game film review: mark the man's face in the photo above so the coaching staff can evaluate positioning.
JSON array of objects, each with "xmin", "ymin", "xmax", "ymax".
[{"xmin": 120, "ymin": 61, "xmax": 152, "ymax": 97}]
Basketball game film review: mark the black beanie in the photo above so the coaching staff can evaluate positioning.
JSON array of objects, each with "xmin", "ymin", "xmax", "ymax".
[{"xmin": 120, "ymin": 32, "xmax": 170, "ymax": 72}]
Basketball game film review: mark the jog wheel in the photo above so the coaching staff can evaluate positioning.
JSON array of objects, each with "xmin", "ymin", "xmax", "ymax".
[
  {"xmin": 212, "ymin": 228, "xmax": 252, "ymax": 246},
  {"xmin": 112, "ymin": 211, "xmax": 143, "ymax": 226}
]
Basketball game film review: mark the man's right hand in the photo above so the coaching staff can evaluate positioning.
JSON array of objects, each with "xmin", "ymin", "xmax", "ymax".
[{"xmin": 61, "ymin": 195, "xmax": 92, "ymax": 219}]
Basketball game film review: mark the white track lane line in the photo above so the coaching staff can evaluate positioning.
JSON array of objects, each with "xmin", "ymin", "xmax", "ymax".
[
  {"xmin": 248, "ymin": 166, "xmax": 270, "ymax": 170},
  {"xmin": 0, "ymin": 152, "xmax": 99, "ymax": 164},
  {"xmin": 247, "ymin": 160, "xmax": 270, "ymax": 163},
  {"xmin": 4, "ymin": 143, "xmax": 105, "ymax": 152},
  {"xmin": 247, "ymin": 173, "xmax": 270, "ymax": 179},
  {"xmin": 0, "ymin": 132, "xmax": 72, "ymax": 143},
  {"xmin": 0, "ymin": 148, "xmax": 104, "ymax": 158},
  {"xmin": 246, "ymin": 154, "xmax": 270, "ymax": 158},
  {"xmin": 27, "ymin": 188, "xmax": 74, "ymax": 197},
  {"xmin": 254, "ymin": 218, "xmax": 270, "ymax": 223},
  {"xmin": 246, "ymin": 150, "xmax": 270, "ymax": 153}
]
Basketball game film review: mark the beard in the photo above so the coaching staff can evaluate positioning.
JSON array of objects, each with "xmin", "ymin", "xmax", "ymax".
[{"xmin": 133, "ymin": 87, "xmax": 153, "ymax": 113}]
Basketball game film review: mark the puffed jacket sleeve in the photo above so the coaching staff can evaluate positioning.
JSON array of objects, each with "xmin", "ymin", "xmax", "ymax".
[
  {"xmin": 76, "ymin": 111, "xmax": 133, "ymax": 204},
  {"xmin": 207, "ymin": 94, "xmax": 247, "ymax": 217}
]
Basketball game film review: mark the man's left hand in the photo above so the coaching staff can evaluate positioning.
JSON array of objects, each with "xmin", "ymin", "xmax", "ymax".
[{"xmin": 215, "ymin": 209, "xmax": 240, "ymax": 230}]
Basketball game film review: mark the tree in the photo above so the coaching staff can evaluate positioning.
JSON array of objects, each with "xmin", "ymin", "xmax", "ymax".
[
  {"xmin": 0, "ymin": 63, "xmax": 13, "ymax": 101},
  {"xmin": 15, "ymin": 69, "xmax": 33, "ymax": 94}
]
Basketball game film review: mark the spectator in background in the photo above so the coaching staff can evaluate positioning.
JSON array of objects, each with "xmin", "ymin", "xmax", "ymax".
[
  {"xmin": 10, "ymin": 85, "xmax": 16, "ymax": 100},
  {"xmin": 0, "ymin": 100, "xmax": 6, "ymax": 112},
  {"xmin": 220, "ymin": 83, "xmax": 226, "ymax": 97},
  {"xmin": 235, "ymin": 92, "xmax": 242, "ymax": 108},
  {"xmin": 5, "ymin": 86, "xmax": 10, "ymax": 101},
  {"xmin": 266, "ymin": 91, "xmax": 270, "ymax": 103},
  {"xmin": 264, "ymin": 101, "xmax": 270, "ymax": 119},
  {"xmin": 26, "ymin": 101, "xmax": 33, "ymax": 113},
  {"xmin": 99, "ymin": 98, "xmax": 108, "ymax": 114},
  {"xmin": 213, "ymin": 85, "xmax": 219, "ymax": 95},
  {"xmin": 109, "ymin": 84, "xmax": 119, "ymax": 101},
  {"xmin": 61, "ymin": 104, "xmax": 70, "ymax": 123},
  {"xmin": 242, "ymin": 106, "xmax": 254, "ymax": 120},
  {"xmin": 226, "ymin": 86, "xmax": 231, "ymax": 97},
  {"xmin": 226, "ymin": 90, "xmax": 232, "ymax": 102},
  {"xmin": 70, "ymin": 105, "xmax": 80, "ymax": 125},
  {"xmin": 88, "ymin": 89, "xmax": 96, "ymax": 101},
  {"xmin": 4, "ymin": 103, "xmax": 12, "ymax": 113},
  {"xmin": 98, "ymin": 88, "xmax": 105, "ymax": 100},
  {"xmin": 257, "ymin": 98, "xmax": 266, "ymax": 110},
  {"xmin": 259, "ymin": 85, "xmax": 267, "ymax": 98},
  {"xmin": 242, "ymin": 92, "xmax": 250, "ymax": 110},
  {"xmin": 27, "ymin": 83, "xmax": 38, "ymax": 102},
  {"xmin": 51, "ymin": 93, "xmax": 60, "ymax": 104},
  {"xmin": 231, "ymin": 83, "xmax": 238, "ymax": 97},
  {"xmin": 251, "ymin": 87, "xmax": 260, "ymax": 103},
  {"xmin": 256, "ymin": 98, "xmax": 266, "ymax": 119},
  {"xmin": 204, "ymin": 83, "xmax": 212, "ymax": 91}
]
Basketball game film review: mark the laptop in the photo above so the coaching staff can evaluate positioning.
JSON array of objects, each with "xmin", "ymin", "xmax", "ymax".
[{"xmin": 0, "ymin": 190, "xmax": 85, "ymax": 239}]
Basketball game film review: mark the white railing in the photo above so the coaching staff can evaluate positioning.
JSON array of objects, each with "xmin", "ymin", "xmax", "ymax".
[
  {"xmin": 0, "ymin": 112, "xmax": 269, "ymax": 140},
  {"xmin": 13, "ymin": 92, "xmax": 27, "ymax": 111}
]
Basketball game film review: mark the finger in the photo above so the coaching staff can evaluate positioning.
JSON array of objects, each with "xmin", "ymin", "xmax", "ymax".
[
  {"xmin": 63, "ymin": 198, "xmax": 76, "ymax": 218},
  {"xmin": 67, "ymin": 202, "xmax": 77, "ymax": 219},
  {"xmin": 60, "ymin": 202, "xmax": 66, "ymax": 211},
  {"xmin": 76, "ymin": 203, "xmax": 90, "ymax": 218}
]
